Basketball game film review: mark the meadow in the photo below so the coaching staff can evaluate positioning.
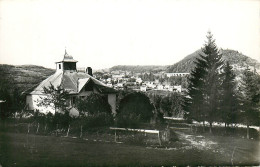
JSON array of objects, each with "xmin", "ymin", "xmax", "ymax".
[{"xmin": 0, "ymin": 126, "xmax": 259, "ymax": 167}]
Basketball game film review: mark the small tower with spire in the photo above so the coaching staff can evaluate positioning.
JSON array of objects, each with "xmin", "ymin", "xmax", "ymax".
[{"xmin": 56, "ymin": 50, "xmax": 78, "ymax": 73}]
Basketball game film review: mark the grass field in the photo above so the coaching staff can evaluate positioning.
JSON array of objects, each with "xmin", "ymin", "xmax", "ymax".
[{"xmin": 0, "ymin": 129, "xmax": 259, "ymax": 167}]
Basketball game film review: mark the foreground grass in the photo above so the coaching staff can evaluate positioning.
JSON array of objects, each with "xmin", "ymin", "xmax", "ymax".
[{"xmin": 0, "ymin": 131, "xmax": 259, "ymax": 167}]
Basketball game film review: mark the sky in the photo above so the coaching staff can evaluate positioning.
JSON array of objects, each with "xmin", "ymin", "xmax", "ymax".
[{"xmin": 0, "ymin": 0, "xmax": 259, "ymax": 70}]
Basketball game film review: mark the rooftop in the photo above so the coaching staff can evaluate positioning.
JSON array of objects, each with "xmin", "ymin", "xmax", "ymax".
[{"xmin": 56, "ymin": 50, "xmax": 78, "ymax": 63}]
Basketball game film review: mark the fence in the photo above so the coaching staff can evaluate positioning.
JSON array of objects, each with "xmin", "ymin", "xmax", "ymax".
[{"xmin": 109, "ymin": 127, "xmax": 162, "ymax": 145}]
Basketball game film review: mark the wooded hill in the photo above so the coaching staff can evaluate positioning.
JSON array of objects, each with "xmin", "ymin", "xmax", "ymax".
[
  {"xmin": 109, "ymin": 65, "xmax": 167, "ymax": 73},
  {"xmin": 166, "ymin": 49, "xmax": 260, "ymax": 73},
  {"xmin": 0, "ymin": 64, "xmax": 55, "ymax": 92},
  {"xmin": 109, "ymin": 49, "xmax": 260, "ymax": 75}
]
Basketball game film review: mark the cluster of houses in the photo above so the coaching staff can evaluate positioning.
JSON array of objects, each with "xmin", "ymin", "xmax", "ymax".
[
  {"xmin": 140, "ymin": 83, "xmax": 182, "ymax": 92},
  {"xmin": 25, "ymin": 51, "xmax": 189, "ymax": 116},
  {"xmin": 94, "ymin": 71, "xmax": 188, "ymax": 93}
]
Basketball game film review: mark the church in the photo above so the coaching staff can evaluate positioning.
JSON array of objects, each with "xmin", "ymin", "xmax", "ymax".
[{"xmin": 25, "ymin": 51, "xmax": 117, "ymax": 116}]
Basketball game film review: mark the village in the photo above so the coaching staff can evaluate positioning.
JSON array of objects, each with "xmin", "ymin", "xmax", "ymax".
[
  {"xmin": 93, "ymin": 69, "xmax": 188, "ymax": 93},
  {"xmin": 0, "ymin": 0, "xmax": 260, "ymax": 166}
]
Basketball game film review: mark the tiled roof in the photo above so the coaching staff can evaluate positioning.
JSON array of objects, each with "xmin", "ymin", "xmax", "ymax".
[
  {"xmin": 30, "ymin": 72, "xmax": 63, "ymax": 94},
  {"xmin": 28, "ymin": 71, "xmax": 116, "ymax": 95}
]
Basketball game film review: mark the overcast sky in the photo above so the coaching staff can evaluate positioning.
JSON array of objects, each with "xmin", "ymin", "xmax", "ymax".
[{"xmin": 0, "ymin": 0, "xmax": 259, "ymax": 69}]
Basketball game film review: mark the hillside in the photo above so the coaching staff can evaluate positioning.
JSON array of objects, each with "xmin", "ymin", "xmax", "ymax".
[
  {"xmin": 109, "ymin": 49, "xmax": 259, "ymax": 75},
  {"xmin": 110, "ymin": 65, "xmax": 167, "ymax": 73},
  {"xmin": 0, "ymin": 64, "xmax": 55, "ymax": 92},
  {"xmin": 166, "ymin": 49, "xmax": 260, "ymax": 73}
]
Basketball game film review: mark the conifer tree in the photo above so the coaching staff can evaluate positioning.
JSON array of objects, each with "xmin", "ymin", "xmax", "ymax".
[
  {"xmin": 239, "ymin": 67, "xmax": 260, "ymax": 139},
  {"xmin": 200, "ymin": 32, "xmax": 223, "ymax": 133},
  {"xmin": 185, "ymin": 57, "xmax": 208, "ymax": 125},
  {"xmin": 220, "ymin": 61, "xmax": 238, "ymax": 127},
  {"xmin": 185, "ymin": 31, "xmax": 223, "ymax": 133}
]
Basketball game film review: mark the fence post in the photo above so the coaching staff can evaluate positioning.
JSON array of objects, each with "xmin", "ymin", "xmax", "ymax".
[
  {"xmin": 36, "ymin": 123, "xmax": 39, "ymax": 134},
  {"xmin": 44, "ymin": 124, "xmax": 47, "ymax": 134},
  {"xmin": 114, "ymin": 130, "xmax": 117, "ymax": 142},
  {"xmin": 66, "ymin": 124, "xmax": 70, "ymax": 137},
  {"xmin": 27, "ymin": 123, "xmax": 30, "ymax": 134},
  {"xmin": 80, "ymin": 125, "xmax": 83, "ymax": 138},
  {"xmin": 158, "ymin": 131, "xmax": 161, "ymax": 146},
  {"xmin": 56, "ymin": 124, "xmax": 58, "ymax": 136}
]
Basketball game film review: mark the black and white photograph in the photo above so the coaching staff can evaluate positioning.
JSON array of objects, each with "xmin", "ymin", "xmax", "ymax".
[{"xmin": 0, "ymin": 0, "xmax": 259, "ymax": 166}]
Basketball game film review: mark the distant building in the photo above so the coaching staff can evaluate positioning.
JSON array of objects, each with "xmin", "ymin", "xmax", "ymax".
[
  {"xmin": 173, "ymin": 85, "xmax": 182, "ymax": 92},
  {"xmin": 117, "ymin": 83, "xmax": 124, "ymax": 88},
  {"xmin": 165, "ymin": 73, "xmax": 190, "ymax": 77},
  {"xmin": 140, "ymin": 86, "xmax": 147, "ymax": 92},
  {"xmin": 106, "ymin": 83, "xmax": 113, "ymax": 87},
  {"xmin": 157, "ymin": 85, "xmax": 164, "ymax": 90},
  {"xmin": 112, "ymin": 74, "xmax": 124, "ymax": 80},
  {"xmin": 25, "ymin": 51, "xmax": 117, "ymax": 116},
  {"xmin": 136, "ymin": 78, "xmax": 143, "ymax": 84}
]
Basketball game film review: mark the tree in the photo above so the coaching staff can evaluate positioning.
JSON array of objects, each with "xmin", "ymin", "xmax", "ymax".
[
  {"xmin": 169, "ymin": 93, "xmax": 185, "ymax": 118},
  {"xmin": 75, "ymin": 93, "xmax": 113, "ymax": 134},
  {"xmin": 37, "ymin": 83, "xmax": 69, "ymax": 114},
  {"xmin": 220, "ymin": 61, "xmax": 239, "ymax": 127},
  {"xmin": 37, "ymin": 84, "xmax": 71, "ymax": 135},
  {"xmin": 147, "ymin": 93, "xmax": 164, "ymax": 123},
  {"xmin": 185, "ymin": 55, "xmax": 208, "ymax": 126},
  {"xmin": 76, "ymin": 93, "xmax": 112, "ymax": 116},
  {"xmin": 202, "ymin": 32, "xmax": 224, "ymax": 133},
  {"xmin": 0, "ymin": 78, "xmax": 13, "ymax": 125},
  {"xmin": 185, "ymin": 31, "xmax": 224, "ymax": 133},
  {"xmin": 160, "ymin": 95, "xmax": 172, "ymax": 117},
  {"xmin": 12, "ymin": 88, "xmax": 26, "ymax": 118},
  {"xmin": 33, "ymin": 110, "xmax": 46, "ymax": 133},
  {"xmin": 117, "ymin": 92, "xmax": 154, "ymax": 128},
  {"xmin": 239, "ymin": 67, "xmax": 260, "ymax": 139}
]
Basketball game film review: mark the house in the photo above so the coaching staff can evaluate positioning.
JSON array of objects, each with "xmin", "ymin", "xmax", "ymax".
[
  {"xmin": 25, "ymin": 51, "xmax": 117, "ymax": 116},
  {"xmin": 140, "ymin": 85, "xmax": 147, "ymax": 92},
  {"xmin": 173, "ymin": 85, "xmax": 182, "ymax": 92},
  {"xmin": 157, "ymin": 84, "xmax": 164, "ymax": 90},
  {"xmin": 135, "ymin": 77, "xmax": 143, "ymax": 84}
]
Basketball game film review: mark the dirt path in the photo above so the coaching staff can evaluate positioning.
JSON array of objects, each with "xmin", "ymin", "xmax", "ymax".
[{"xmin": 175, "ymin": 131, "xmax": 224, "ymax": 153}]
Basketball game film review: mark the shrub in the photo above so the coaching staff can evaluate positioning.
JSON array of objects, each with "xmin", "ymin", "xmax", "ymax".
[
  {"xmin": 83, "ymin": 112, "xmax": 114, "ymax": 129},
  {"xmin": 115, "ymin": 113, "xmax": 141, "ymax": 128},
  {"xmin": 117, "ymin": 92, "xmax": 154, "ymax": 127}
]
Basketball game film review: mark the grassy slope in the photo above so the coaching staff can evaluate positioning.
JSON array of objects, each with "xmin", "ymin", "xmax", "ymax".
[
  {"xmin": 0, "ymin": 64, "xmax": 55, "ymax": 92},
  {"xmin": 0, "ymin": 131, "xmax": 259, "ymax": 167}
]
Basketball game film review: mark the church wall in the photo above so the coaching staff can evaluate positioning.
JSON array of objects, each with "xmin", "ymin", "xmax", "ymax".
[
  {"xmin": 56, "ymin": 63, "xmax": 63, "ymax": 73},
  {"xmin": 108, "ymin": 94, "xmax": 116, "ymax": 115},
  {"xmin": 26, "ymin": 94, "xmax": 55, "ymax": 114}
]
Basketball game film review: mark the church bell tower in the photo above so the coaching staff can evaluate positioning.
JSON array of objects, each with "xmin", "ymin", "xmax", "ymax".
[{"xmin": 56, "ymin": 50, "xmax": 78, "ymax": 73}]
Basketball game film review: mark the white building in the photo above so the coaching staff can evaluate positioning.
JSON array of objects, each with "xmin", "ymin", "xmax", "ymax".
[
  {"xmin": 173, "ymin": 85, "xmax": 182, "ymax": 92},
  {"xmin": 25, "ymin": 51, "xmax": 117, "ymax": 116},
  {"xmin": 157, "ymin": 85, "xmax": 164, "ymax": 90},
  {"xmin": 136, "ymin": 78, "xmax": 143, "ymax": 84},
  {"xmin": 165, "ymin": 73, "xmax": 190, "ymax": 77},
  {"xmin": 140, "ymin": 86, "xmax": 147, "ymax": 92}
]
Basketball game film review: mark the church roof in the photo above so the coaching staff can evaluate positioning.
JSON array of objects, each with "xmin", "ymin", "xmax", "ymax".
[
  {"xmin": 56, "ymin": 50, "xmax": 78, "ymax": 63},
  {"xmin": 27, "ymin": 51, "xmax": 116, "ymax": 95},
  {"xmin": 28, "ymin": 71, "xmax": 116, "ymax": 95}
]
